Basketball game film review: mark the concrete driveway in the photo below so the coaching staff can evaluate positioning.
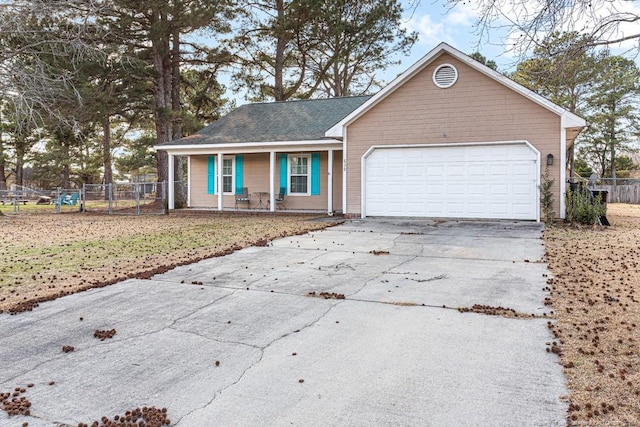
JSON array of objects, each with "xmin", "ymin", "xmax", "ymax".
[{"xmin": 0, "ymin": 219, "xmax": 566, "ymax": 426}]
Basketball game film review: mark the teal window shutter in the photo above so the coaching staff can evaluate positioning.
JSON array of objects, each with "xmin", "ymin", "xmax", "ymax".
[
  {"xmin": 235, "ymin": 155, "xmax": 243, "ymax": 193},
  {"xmin": 311, "ymin": 153, "xmax": 320, "ymax": 195},
  {"xmin": 207, "ymin": 156, "xmax": 215, "ymax": 194},
  {"xmin": 279, "ymin": 154, "xmax": 288, "ymax": 193}
]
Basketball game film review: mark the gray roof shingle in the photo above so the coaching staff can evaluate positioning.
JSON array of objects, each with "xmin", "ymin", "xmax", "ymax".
[{"xmin": 164, "ymin": 95, "xmax": 372, "ymax": 146}]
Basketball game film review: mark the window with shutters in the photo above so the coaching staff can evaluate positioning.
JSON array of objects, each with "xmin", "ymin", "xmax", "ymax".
[
  {"xmin": 289, "ymin": 155, "xmax": 310, "ymax": 194},
  {"xmin": 222, "ymin": 157, "xmax": 234, "ymax": 193}
]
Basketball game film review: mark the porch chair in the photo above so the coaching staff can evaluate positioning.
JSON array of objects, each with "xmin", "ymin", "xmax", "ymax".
[
  {"xmin": 267, "ymin": 187, "xmax": 287, "ymax": 210},
  {"xmin": 235, "ymin": 187, "xmax": 251, "ymax": 210},
  {"xmin": 64, "ymin": 192, "xmax": 79, "ymax": 206}
]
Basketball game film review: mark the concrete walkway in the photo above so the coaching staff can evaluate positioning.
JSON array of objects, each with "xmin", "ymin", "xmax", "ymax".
[{"xmin": 0, "ymin": 219, "xmax": 567, "ymax": 426}]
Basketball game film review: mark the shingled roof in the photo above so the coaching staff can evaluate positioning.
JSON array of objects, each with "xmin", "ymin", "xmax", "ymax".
[{"xmin": 164, "ymin": 95, "xmax": 372, "ymax": 146}]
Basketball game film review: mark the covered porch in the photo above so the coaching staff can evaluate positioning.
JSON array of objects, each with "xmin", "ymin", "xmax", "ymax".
[{"xmin": 164, "ymin": 140, "xmax": 343, "ymax": 214}]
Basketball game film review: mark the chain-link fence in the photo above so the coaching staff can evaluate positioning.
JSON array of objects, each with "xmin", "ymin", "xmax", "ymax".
[
  {"xmin": 1, "ymin": 183, "xmax": 166, "ymax": 215},
  {"xmin": 83, "ymin": 182, "xmax": 166, "ymax": 215},
  {"xmin": 0, "ymin": 187, "xmax": 61, "ymax": 214}
]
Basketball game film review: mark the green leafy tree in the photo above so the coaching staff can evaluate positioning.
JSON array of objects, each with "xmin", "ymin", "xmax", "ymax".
[
  {"xmin": 615, "ymin": 155, "xmax": 638, "ymax": 176},
  {"xmin": 94, "ymin": 1, "xmax": 234, "ymax": 207},
  {"xmin": 232, "ymin": 0, "xmax": 416, "ymax": 100},
  {"xmin": 579, "ymin": 55, "xmax": 640, "ymax": 179},
  {"xmin": 181, "ymin": 68, "xmax": 228, "ymax": 133},
  {"xmin": 510, "ymin": 32, "xmax": 601, "ymax": 181},
  {"xmin": 309, "ymin": 0, "xmax": 417, "ymax": 97},
  {"xmin": 511, "ymin": 32, "xmax": 600, "ymax": 114},
  {"xmin": 469, "ymin": 52, "xmax": 497, "ymax": 71},
  {"xmin": 114, "ymin": 134, "xmax": 158, "ymax": 180},
  {"xmin": 231, "ymin": 0, "xmax": 318, "ymax": 101},
  {"xmin": 573, "ymin": 158, "xmax": 594, "ymax": 177},
  {"xmin": 510, "ymin": 32, "xmax": 639, "ymax": 182}
]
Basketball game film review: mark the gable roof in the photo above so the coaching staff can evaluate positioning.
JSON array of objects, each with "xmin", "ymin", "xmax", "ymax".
[
  {"xmin": 159, "ymin": 95, "xmax": 372, "ymax": 147},
  {"xmin": 326, "ymin": 42, "xmax": 586, "ymax": 138}
]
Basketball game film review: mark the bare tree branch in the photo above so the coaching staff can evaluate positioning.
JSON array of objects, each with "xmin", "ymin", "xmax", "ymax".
[{"xmin": 445, "ymin": 0, "xmax": 640, "ymax": 55}]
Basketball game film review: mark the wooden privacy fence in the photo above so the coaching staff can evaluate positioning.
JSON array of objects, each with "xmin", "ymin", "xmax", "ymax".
[{"xmin": 599, "ymin": 185, "xmax": 640, "ymax": 204}]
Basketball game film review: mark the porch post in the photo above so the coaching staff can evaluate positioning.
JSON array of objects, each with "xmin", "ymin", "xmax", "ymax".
[
  {"xmin": 327, "ymin": 149, "xmax": 333, "ymax": 214},
  {"xmin": 186, "ymin": 156, "xmax": 191, "ymax": 207},
  {"xmin": 168, "ymin": 153, "xmax": 175, "ymax": 210},
  {"xmin": 217, "ymin": 152, "xmax": 224, "ymax": 211},
  {"xmin": 269, "ymin": 151, "xmax": 276, "ymax": 212}
]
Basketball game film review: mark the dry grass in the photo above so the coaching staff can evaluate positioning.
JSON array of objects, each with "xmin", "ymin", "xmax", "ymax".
[
  {"xmin": 544, "ymin": 203, "xmax": 640, "ymax": 425},
  {"xmin": 0, "ymin": 212, "xmax": 336, "ymax": 314}
]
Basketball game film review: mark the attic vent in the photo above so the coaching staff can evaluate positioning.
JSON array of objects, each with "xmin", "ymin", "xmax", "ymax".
[{"xmin": 433, "ymin": 64, "xmax": 458, "ymax": 88}]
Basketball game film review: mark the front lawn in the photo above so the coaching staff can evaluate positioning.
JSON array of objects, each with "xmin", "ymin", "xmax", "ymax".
[
  {"xmin": 0, "ymin": 212, "xmax": 335, "ymax": 314},
  {"xmin": 544, "ymin": 203, "xmax": 640, "ymax": 425}
]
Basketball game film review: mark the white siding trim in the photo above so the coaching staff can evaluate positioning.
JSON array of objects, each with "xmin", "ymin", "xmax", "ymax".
[
  {"xmin": 156, "ymin": 139, "xmax": 341, "ymax": 155},
  {"xmin": 360, "ymin": 151, "xmax": 367, "ymax": 218},
  {"xmin": 361, "ymin": 140, "xmax": 539, "ymax": 159},
  {"xmin": 560, "ymin": 118, "xmax": 569, "ymax": 219}
]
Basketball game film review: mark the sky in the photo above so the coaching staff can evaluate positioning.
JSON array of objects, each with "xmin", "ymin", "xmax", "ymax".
[
  {"xmin": 224, "ymin": 0, "xmax": 640, "ymax": 104},
  {"xmin": 390, "ymin": 0, "xmax": 513, "ymax": 76},
  {"xmin": 389, "ymin": 0, "xmax": 640, "ymax": 82}
]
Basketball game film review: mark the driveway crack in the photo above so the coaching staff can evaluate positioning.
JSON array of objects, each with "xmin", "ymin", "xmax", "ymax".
[
  {"xmin": 173, "ymin": 300, "xmax": 340, "ymax": 426},
  {"xmin": 0, "ymin": 291, "xmax": 237, "ymax": 388}
]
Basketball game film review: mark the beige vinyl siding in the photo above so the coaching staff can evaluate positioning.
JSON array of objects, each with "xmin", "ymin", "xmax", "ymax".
[
  {"xmin": 189, "ymin": 156, "xmax": 211, "ymax": 207},
  {"xmin": 346, "ymin": 53, "xmax": 562, "ymax": 217},
  {"xmin": 189, "ymin": 152, "xmax": 342, "ymax": 211}
]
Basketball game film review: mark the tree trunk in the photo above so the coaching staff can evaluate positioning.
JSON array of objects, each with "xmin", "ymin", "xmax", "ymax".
[
  {"xmin": 171, "ymin": 26, "xmax": 187, "ymax": 208},
  {"xmin": 151, "ymin": 9, "xmax": 172, "ymax": 185},
  {"xmin": 273, "ymin": 0, "xmax": 286, "ymax": 101},
  {"xmin": 102, "ymin": 114, "xmax": 113, "ymax": 199},
  {"xmin": 610, "ymin": 144, "xmax": 617, "ymax": 181},
  {"xmin": 15, "ymin": 141, "xmax": 25, "ymax": 187},
  {"xmin": 609, "ymin": 101, "xmax": 617, "ymax": 181},
  {"xmin": 62, "ymin": 141, "xmax": 70, "ymax": 189},
  {"xmin": 0, "ymin": 112, "xmax": 7, "ymax": 191}
]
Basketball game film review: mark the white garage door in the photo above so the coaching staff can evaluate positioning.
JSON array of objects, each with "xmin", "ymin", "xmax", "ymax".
[{"xmin": 364, "ymin": 143, "xmax": 538, "ymax": 220}]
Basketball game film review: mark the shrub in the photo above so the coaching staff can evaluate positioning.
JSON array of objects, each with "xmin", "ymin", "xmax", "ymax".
[
  {"xmin": 539, "ymin": 166, "xmax": 555, "ymax": 225},
  {"xmin": 565, "ymin": 187, "xmax": 607, "ymax": 225}
]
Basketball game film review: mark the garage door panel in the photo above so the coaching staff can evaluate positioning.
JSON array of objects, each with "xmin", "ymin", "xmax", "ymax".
[
  {"xmin": 365, "ymin": 144, "xmax": 538, "ymax": 220},
  {"xmin": 468, "ymin": 183, "xmax": 485, "ymax": 195},
  {"xmin": 490, "ymin": 204, "xmax": 509, "ymax": 215},
  {"xmin": 490, "ymin": 183, "xmax": 509, "ymax": 196}
]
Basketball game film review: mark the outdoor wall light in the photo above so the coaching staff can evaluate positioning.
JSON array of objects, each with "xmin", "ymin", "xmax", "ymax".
[{"xmin": 547, "ymin": 153, "xmax": 554, "ymax": 166}]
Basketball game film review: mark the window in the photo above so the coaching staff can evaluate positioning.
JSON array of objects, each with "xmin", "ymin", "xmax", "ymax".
[
  {"xmin": 207, "ymin": 155, "xmax": 237, "ymax": 195},
  {"xmin": 289, "ymin": 156, "xmax": 310, "ymax": 194},
  {"xmin": 222, "ymin": 157, "xmax": 233, "ymax": 193}
]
